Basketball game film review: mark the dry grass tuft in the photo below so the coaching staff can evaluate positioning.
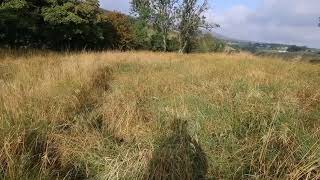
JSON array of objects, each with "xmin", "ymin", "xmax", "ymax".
[
  {"xmin": 90, "ymin": 66, "xmax": 113, "ymax": 91},
  {"xmin": 146, "ymin": 119, "xmax": 208, "ymax": 180}
]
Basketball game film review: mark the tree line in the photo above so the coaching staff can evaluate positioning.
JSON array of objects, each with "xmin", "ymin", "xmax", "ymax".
[
  {"xmin": 0, "ymin": 0, "xmax": 223, "ymax": 53},
  {"xmin": 131, "ymin": 0, "xmax": 220, "ymax": 53}
]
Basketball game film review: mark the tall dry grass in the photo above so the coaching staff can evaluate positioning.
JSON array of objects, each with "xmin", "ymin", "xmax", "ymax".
[{"xmin": 0, "ymin": 51, "xmax": 319, "ymax": 179}]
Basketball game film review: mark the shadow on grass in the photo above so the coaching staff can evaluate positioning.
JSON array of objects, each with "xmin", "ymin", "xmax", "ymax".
[{"xmin": 146, "ymin": 119, "xmax": 208, "ymax": 180}]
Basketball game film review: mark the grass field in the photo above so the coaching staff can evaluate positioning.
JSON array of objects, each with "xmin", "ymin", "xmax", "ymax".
[{"xmin": 0, "ymin": 51, "xmax": 319, "ymax": 179}]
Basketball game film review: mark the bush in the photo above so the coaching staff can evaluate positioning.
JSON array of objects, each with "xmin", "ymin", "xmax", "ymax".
[{"xmin": 105, "ymin": 12, "xmax": 136, "ymax": 50}]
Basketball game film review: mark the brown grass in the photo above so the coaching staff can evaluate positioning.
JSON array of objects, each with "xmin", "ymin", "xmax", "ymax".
[{"xmin": 0, "ymin": 51, "xmax": 319, "ymax": 179}]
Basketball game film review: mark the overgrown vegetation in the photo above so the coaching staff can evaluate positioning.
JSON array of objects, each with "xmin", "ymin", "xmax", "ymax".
[
  {"xmin": 0, "ymin": 0, "xmax": 115, "ymax": 50},
  {"xmin": 0, "ymin": 51, "xmax": 319, "ymax": 179},
  {"xmin": 131, "ymin": 0, "xmax": 219, "ymax": 53},
  {"xmin": 0, "ymin": 0, "xmax": 223, "ymax": 53}
]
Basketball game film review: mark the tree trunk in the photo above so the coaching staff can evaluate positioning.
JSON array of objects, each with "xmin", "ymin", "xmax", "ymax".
[
  {"xmin": 179, "ymin": 40, "xmax": 188, "ymax": 53},
  {"xmin": 163, "ymin": 34, "xmax": 167, "ymax": 52}
]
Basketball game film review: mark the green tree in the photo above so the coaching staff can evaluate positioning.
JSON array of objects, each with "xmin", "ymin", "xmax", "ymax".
[
  {"xmin": 41, "ymin": 0, "xmax": 105, "ymax": 50},
  {"xmin": 0, "ymin": 0, "xmax": 118, "ymax": 50},
  {"xmin": 177, "ymin": 0, "xmax": 219, "ymax": 53},
  {"xmin": 131, "ymin": 0, "xmax": 178, "ymax": 52},
  {"xmin": 0, "ymin": 0, "xmax": 47, "ymax": 47},
  {"xmin": 131, "ymin": 0, "xmax": 151, "ymax": 50},
  {"xmin": 132, "ymin": 20, "xmax": 151, "ymax": 50},
  {"xmin": 131, "ymin": 0, "xmax": 218, "ymax": 53}
]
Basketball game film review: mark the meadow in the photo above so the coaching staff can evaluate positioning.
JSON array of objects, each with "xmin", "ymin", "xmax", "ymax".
[{"xmin": 0, "ymin": 51, "xmax": 319, "ymax": 179}]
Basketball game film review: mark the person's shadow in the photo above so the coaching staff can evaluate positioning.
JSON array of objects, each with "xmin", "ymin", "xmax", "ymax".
[{"xmin": 146, "ymin": 119, "xmax": 208, "ymax": 180}]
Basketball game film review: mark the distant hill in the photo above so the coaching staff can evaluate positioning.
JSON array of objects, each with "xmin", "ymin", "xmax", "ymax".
[
  {"xmin": 211, "ymin": 32, "xmax": 253, "ymax": 43},
  {"xmin": 211, "ymin": 31, "xmax": 319, "ymax": 54},
  {"xmin": 100, "ymin": 8, "xmax": 111, "ymax": 14}
]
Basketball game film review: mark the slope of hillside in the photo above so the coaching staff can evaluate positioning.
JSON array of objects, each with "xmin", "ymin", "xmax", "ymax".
[
  {"xmin": 212, "ymin": 32, "xmax": 320, "ymax": 56},
  {"xmin": 0, "ymin": 51, "xmax": 319, "ymax": 179}
]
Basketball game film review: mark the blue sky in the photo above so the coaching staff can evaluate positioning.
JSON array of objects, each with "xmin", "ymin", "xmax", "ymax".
[
  {"xmin": 214, "ymin": 0, "xmax": 259, "ymax": 10},
  {"xmin": 101, "ymin": 0, "xmax": 320, "ymax": 48}
]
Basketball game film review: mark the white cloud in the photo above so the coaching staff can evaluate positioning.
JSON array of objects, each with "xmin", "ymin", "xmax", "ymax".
[
  {"xmin": 212, "ymin": 0, "xmax": 320, "ymax": 48},
  {"xmin": 213, "ymin": 5, "xmax": 252, "ymax": 25}
]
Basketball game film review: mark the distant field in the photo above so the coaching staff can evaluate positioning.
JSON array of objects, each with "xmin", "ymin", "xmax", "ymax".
[
  {"xmin": 0, "ymin": 51, "xmax": 319, "ymax": 179},
  {"xmin": 255, "ymin": 51, "xmax": 320, "ymax": 63}
]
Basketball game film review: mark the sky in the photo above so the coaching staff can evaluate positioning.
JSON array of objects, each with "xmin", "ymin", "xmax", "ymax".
[{"xmin": 101, "ymin": 0, "xmax": 320, "ymax": 48}]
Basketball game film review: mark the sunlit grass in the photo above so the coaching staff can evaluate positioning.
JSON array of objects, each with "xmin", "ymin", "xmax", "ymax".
[{"xmin": 0, "ymin": 51, "xmax": 319, "ymax": 179}]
